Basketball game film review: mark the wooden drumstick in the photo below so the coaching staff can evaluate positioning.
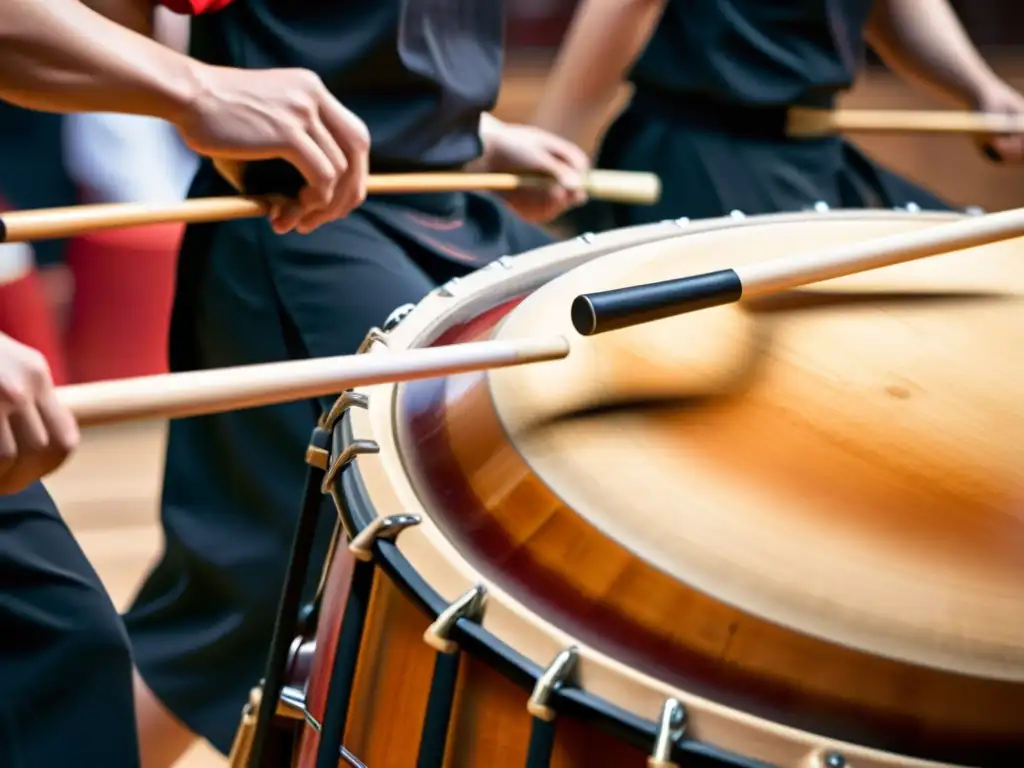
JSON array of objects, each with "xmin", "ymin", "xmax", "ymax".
[
  {"xmin": 571, "ymin": 206, "xmax": 1024, "ymax": 335},
  {"xmin": 786, "ymin": 106, "xmax": 1024, "ymax": 137},
  {"xmin": 57, "ymin": 336, "xmax": 569, "ymax": 428},
  {"xmin": 0, "ymin": 170, "xmax": 660, "ymax": 243}
]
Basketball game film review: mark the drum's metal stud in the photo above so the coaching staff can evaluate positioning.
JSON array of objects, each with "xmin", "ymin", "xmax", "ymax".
[
  {"xmin": 436, "ymin": 276, "xmax": 462, "ymax": 297},
  {"xmin": 526, "ymin": 647, "xmax": 580, "ymax": 722},
  {"xmin": 382, "ymin": 303, "xmax": 416, "ymax": 332},
  {"xmin": 647, "ymin": 698, "xmax": 686, "ymax": 768},
  {"xmin": 576, "ymin": 232, "xmax": 596, "ymax": 244},
  {"xmin": 423, "ymin": 584, "xmax": 488, "ymax": 654},
  {"xmin": 356, "ymin": 326, "xmax": 388, "ymax": 354},
  {"xmin": 822, "ymin": 752, "xmax": 846, "ymax": 768},
  {"xmin": 321, "ymin": 439, "xmax": 380, "ymax": 492},
  {"xmin": 965, "ymin": 205, "xmax": 986, "ymax": 216},
  {"xmin": 318, "ymin": 391, "xmax": 369, "ymax": 432},
  {"xmin": 729, "ymin": 210, "xmax": 746, "ymax": 219},
  {"xmin": 673, "ymin": 217, "xmax": 690, "ymax": 227},
  {"xmin": 348, "ymin": 513, "xmax": 422, "ymax": 562},
  {"xmin": 905, "ymin": 201, "xmax": 921, "ymax": 212},
  {"xmin": 485, "ymin": 255, "xmax": 515, "ymax": 270},
  {"xmin": 813, "ymin": 200, "xmax": 830, "ymax": 212}
]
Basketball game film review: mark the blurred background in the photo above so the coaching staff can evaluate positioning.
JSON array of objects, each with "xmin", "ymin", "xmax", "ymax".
[{"xmin": 6, "ymin": 3, "xmax": 1022, "ymax": 766}]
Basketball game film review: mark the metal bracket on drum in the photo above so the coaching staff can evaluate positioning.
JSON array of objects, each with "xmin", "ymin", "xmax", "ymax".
[
  {"xmin": 318, "ymin": 391, "xmax": 369, "ymax": 435},
  {"xmin": 348, "ymin": 513, "xmax": 422, "ymax": 562},
  {"xmin": 322, "ymin": 439, "xmax": 379, "ymax": 495},
  {"xmin": 416, "ymin": 585, "xmax": 489, "ymax": 768},
  {"xmin": 523, "ymin": 647, "xmax": 581, "ymax": 767},
  {"xmin": 423, "ymin": 584, "xmax": 488, "ymax": 654},
  {"xmin": 527, "ymin": 647, "xmax": 580, "ymax": 722},
  {"xmin": 356, "ymin": 326, "xmax": 389, "ymax": 354},
  {"xmin": 648, "ymin": 698, "xmax": 688, "ymax": 768}
]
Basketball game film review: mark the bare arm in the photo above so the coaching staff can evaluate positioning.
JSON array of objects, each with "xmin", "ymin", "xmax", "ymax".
[
  {"xmin": 533, "ymin": 0, "xmax": 667, "ymax": 144},
  {"xmin": 864, "ymin": 0, "xmax": 1004, "ymax": 108},
  {"xmin": 0, "ymin": 0, "xmax": 199, "ymax": 119}
]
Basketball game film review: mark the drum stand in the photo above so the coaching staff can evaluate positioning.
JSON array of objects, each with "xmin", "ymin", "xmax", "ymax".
[{"xmin": 227, "ymin": 387, "xmax": 377, "ymax": 768}]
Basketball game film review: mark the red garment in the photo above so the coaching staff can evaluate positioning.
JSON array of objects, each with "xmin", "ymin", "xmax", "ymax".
[
  {"xmin": 0, "ymin": 269, "xmax": 68, "ymax": 386},
  {"xmin": 64, "ymin": 224, "xmax": 182, "ymax": 383},
  {"xmin": 158, "ymin": 0, "xmax": 236, "ymax": 15}
]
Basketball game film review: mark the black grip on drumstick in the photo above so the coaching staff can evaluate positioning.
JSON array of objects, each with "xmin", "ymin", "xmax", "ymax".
[
  {"xmin": 570, "ymin": 269, "xmax": 743, "ymax": 336},
  {"xmin": 236, "ymin": 160, "xmax": 307, "ymax": 198}
]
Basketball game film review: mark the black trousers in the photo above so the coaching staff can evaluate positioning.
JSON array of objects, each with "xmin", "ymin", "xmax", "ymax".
[
  {"xmin": 122, "ymin": 162, "xmax": 552, "ymax": 752},
  {"xmin": 0, "ymin": 483, "xmax": 139, "ymax": 767},
  {"xmin": 566, "ymin": 89, "xmax": 955, "ymax": 234}
]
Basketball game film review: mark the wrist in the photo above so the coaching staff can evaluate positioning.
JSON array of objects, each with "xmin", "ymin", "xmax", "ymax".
[
  {"xmin": 966, "ymin": 73, "xmax": 1009, "ymax": 111},
  {"xmin": 151, "ymin": 55, "xmax": 209, "ymax": 126}
]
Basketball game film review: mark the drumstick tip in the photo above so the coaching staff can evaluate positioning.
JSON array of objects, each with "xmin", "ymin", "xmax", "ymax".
[
  {"xmin": 515, "ymin": 335, "xmax": 572, "ymax": 361},
  {"xmin": 571, "ymin": 295, "xmax": 598, "ymax": 336}
]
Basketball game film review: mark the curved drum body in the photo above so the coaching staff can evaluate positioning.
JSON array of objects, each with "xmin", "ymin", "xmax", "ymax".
[{"xmin": 245, "ymin": 211, "xmax": 1024, "ymax": 768}]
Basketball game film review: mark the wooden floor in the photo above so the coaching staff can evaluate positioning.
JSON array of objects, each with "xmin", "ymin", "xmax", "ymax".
[{"xmin": 47, "ymin": 421, "xmax": 227, "ymax": 768}]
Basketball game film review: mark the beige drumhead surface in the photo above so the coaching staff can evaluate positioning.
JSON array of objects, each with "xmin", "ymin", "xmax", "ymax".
[{"xmin": 487, "ymin": 214, "xmax": 1024, "ymax": 681}]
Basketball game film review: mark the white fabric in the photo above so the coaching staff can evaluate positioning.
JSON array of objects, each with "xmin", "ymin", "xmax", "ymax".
[
  {"xmin": 0, "ymin": 242, "xmax": 35, "ymax": 285},
  {"xmin": 62, "ymin": 112, "xmax": 200, "ymax": 204}
]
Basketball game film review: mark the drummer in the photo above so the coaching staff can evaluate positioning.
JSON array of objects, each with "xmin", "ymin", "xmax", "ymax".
[
  {"xmin": 0, "ymin": 0, "xmax": 369, "ymax": 763},
  {"xmin": 76, "ymin": 0, "xmax": 593, "ymax": 764},
  {"xmin": 533, "ymin": 0, "xmax": 1024, "ymax": 229}
]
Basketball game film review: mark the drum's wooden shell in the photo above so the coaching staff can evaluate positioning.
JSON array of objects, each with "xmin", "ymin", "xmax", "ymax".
[
  {"xmin": 297, "ymin": 569, "xmax": 650, "ymax": 766},
  {"xmin": 290, "ymin": 213, "xmax": 1024, "ymax": 768}
]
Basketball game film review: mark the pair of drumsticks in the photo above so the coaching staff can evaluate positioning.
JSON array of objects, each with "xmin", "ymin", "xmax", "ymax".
[
  {"xmin": 0, "ymin": 169, "xmax": 655, "ymax": 428},
  {"xmin": 0, "ymin": 104, "xmax": 1015, "ymax": 432}
]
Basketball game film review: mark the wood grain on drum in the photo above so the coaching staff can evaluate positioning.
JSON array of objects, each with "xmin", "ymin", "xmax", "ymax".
[
  {"xmin": 294, "ymin": 567, "xmax": 647, "ymax": 767},
  {"xmin": 392, "ymin": 218, "xmax": 1024, "ymax": 765}
]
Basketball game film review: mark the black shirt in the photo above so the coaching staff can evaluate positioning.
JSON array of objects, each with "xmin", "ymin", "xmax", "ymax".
[
  {"xmin": 629, "ymin": 0, "xmax": 876, "ymax": 106},
  {"xmin": 189, "ymin": 0, "xmax": 504, "ymax": 169}
]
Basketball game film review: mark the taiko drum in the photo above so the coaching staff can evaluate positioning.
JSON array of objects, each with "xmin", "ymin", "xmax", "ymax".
[{"xmin": 246, "ymin": 210, "xmax": 1024, "ymax": 768}]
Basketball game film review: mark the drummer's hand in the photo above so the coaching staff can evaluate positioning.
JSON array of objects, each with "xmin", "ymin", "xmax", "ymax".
[
  {"xmin": 472, "ymin": 114, "xmax": 591, "ymax": 223},
  {"xmin": 0, "ymin": 334, "xmax": 79, "ymax": 495},
  {"xmin": 974, "ymin": 82, "xmax": 1024, "ymax": 164},
  {"xmin": 176, "ymin": 65, "xmax": 370, "ymax": 234}
]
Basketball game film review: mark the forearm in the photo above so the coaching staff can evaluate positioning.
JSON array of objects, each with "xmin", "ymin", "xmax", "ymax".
[
  {"xmin": 0, "ymin": 0, "xmax": 200, "ymax": 120},
  {"xmin": 533, "ymin": 0, "xmax": 666, "ymax": 142},
  {"xmin": 865, "ymin": 0, "xmax": 1003, "ymax": 108}
]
